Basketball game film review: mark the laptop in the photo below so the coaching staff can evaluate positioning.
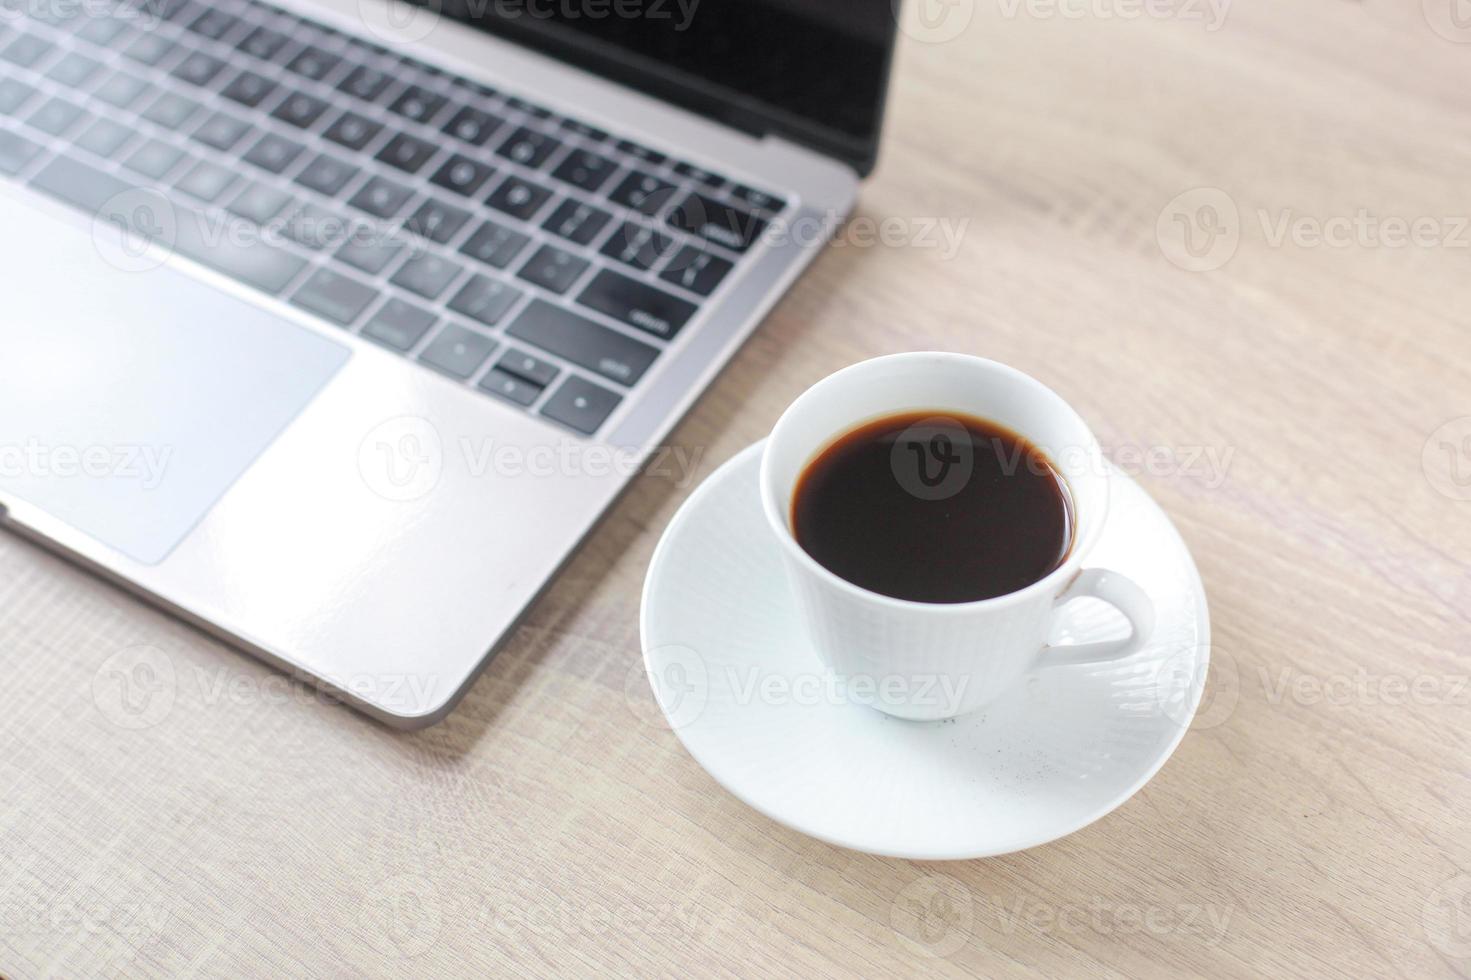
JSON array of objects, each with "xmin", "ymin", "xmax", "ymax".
[{"xmin": 0, "ymin": 0, "xmax": 896, "ymax": 726}]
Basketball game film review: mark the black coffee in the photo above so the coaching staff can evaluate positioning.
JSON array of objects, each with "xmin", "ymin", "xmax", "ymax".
[{"xmin": 791, "ymin": 411, "xmax": 1073, "ymax": 603}]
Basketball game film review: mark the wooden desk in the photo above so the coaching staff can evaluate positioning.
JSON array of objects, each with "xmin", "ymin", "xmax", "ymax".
[{"xmin": 4, "ymin": 2, "xmax": 1469, "ymax": 976}]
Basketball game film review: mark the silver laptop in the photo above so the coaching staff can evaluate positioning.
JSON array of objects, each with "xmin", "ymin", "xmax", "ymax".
[{"xmin": 0, "ymin": 0, "xmax": 895, "ymax": 726}]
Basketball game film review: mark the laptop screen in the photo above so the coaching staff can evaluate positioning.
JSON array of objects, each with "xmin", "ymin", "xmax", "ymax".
[{"xmin": 420, "ymin": 0, "xmax": 897, "ymax": 176}]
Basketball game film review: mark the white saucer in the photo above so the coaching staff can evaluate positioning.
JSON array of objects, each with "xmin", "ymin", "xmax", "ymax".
[{"xmin": 640, "ymin": 441, "xmax": 1210, "ymax": 860}]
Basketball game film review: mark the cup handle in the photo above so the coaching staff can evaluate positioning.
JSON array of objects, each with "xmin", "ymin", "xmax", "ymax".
[{"xmin": 1039, "ymin": 568, "xmax": 1156, "ymax": 668}]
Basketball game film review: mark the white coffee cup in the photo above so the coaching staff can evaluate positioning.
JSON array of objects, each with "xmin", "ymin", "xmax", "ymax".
[{"xmin": 759, "ymin": 352, "xmax": 1155, "ymax": 721}]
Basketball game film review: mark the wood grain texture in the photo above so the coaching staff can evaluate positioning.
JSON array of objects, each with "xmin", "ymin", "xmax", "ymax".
[{"xmin": 3, "ymin": 1, "xmax": 1470, "ymax": 976}]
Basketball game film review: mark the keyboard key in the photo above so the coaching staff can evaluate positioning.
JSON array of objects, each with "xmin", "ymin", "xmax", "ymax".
[
  {"xmin": 238, "ymin": 25, "xmax": 288, "ymax": 60},
  {"xmin": 485, "ymin": 174, "xmax": 552, "ymax": 220},
  {"xmin": 323, "ymin": 111, "xmax": 381, "ymax": 151},
  {"xmin": 243, "ymin": 132, "xmax": 304, "ymax": 173},
  {"xmin": 46, "ymin": 52, "xmax": 102, "ymax": 87},
  {"xmin": 577, "ymin": 268, "xmax": 696, "ymax": 340},
  {"xmin": 28, "ymin": 152, "xmax": 137, "ymax": 211},
  {"xmin": 175, "ymin": 159, "xmax": 237, "ymax": 202},
  {"xmin": 448, "ymin": 274, "xmax": 522, "ymax": 326},
  {"xmin": 429, "ymin": 154, "xmax": 492, "ymax": 196},
  {"xmin": 551, "ymin": 149, "xmax": 617, "ymax": 192},
  {"xmin": 192, "ymin": 111, "xmax": 251, "ymax": 150},
  {"xmin": 495, "ymin": 126, "xmax": 559, "ymax": 168},
  {"xmin": 122, "ymin": 33, "xmax": 173, "ymax": 67},
  {"xmin": 170, "ymin": 51, "xmax": 225, "ymax": 87},
  {"xmin": 419, "ymin": 323, "xmax": 495, "ymax": 379},
  {"xmin": 0, "ymin": 129, "xmax": 43, "ymax": 175},
  {"xmin": 156, "ymin": 0, "xmax": 198, "ymax": 23},
  {"xmin": 659, "ymin": 245, "xmax": 732, "ymax": 296},
  {"xmin": 122, "ymin": 138, "xmax": 185, "ymax": 179},
  {"xmin": 291, "ymin": 268, "xmax": 376, "ymax": 325},
  {"xmin": 286, "ymin": 46, "xmax": 339, "ymax": 81},
  {"xmin": 542, "ymin": 198, "xmax": 611, "ymax": 246},
  {"xmin": 0, "ymin": 78, "xmax": 37, "ymax": 116},
  {"xmin": 222, "ymin": 70, "xmax": 276, "ymax": 108},
  {"xmin": 141, "ymin": 92, "xmax": 202, "ymax": 130},
  {"xmin": 390, "ymin": 253, "xmax": 462, "ymax": 300},
  {"xmin": 388, "ymin": 85, "xmax": 445, "ymax": 123},
  {"xmin": 405, "ymin": 197, "xmax": 470, "ymax": 244},
  {"xmin": 26, "ymin": 97, "xmax": 85, "ymax": 137},
  {"xmin": 227, "ymin": 181, "xmax": 294, "ymax": 224},
  {"xmin": 362, "ymin": 298, "xmax": 436, "ymax": 350},
  {"xmin": 272, "ymin": 91, "xmax": 329, "ymax": 129},
  {"xmin": 732, "ymin": 184, "xmax": 784, "ymax": 214},
  {"xmin": 91, "ymin": 71, "xmax": 151, "ymax": 110},
  {"xmin": 504, "ymin": 96, "xmax": 549, "ymax": 119},
  {"xmin": 505, "ymin": 299, "xmax": 657, "ymax": 386},
  {"xmin": 292, "ymin": 152, "xmax": 358, "ymax": 197},
  {"xmin": 338, "ymin": 65, "xmax": 392, "ymax": 103},
  {"xmin": 608, "ymin": 170, "xmax": 676, "ymax": 216},
  {"xmin": 558, "ymin": 117, "xmax": 607, "ymax": 142},
  {"xmin": 442, "ymin": 105, "xmax": 500, "ymax": 145},
  {"xmin": 334, "ymin": 227, "xmax": 405, "ymax": 273},
  {"xmin": 615, "ymin": 139, "xmax": 665, "ymax": 166},
  {"xmin": 666, "ymin": 192, "xmax": 767, "ymax": 252},
  {"xmin": 453, "ymin": 78, "xmax": 497, "ymax": 102},
  {"xmin": 2, "ymin": 33, "xmax": 56, "ymax": 69},
  {"xmin": 599, "ymin": 220, "xmax": 676, "ymax": 271},
  {"xmin": 75, "ymin": 118, "xmax": 136, "ymax": 157},
  {"xmin": 376, "ymin": 131, "xmax": 436, "ymax": 173},
  {"xmin": 281, "ymin": 201, "xmax": 353, "ymax": 250},
  {"xmin": 497, "ymin": 348, "xmax": 558, "ymax": 387},
  {"xmin": 672, "ymin": 160, "xmax": 725, "ymax": 190},
  {"xmin": 348, "ymin": 175, "xmax": 412, "ymax": 218},
  {"xmin": 478, "ymin": 368, "xmax": 540, "ymax": 406},
  {"xmin": 540, "ymin": 375, "xmax": 621, "ymax": 434},
  {"xmin": 30, "ymin": 155, "xmax": 307, "ymax": 293},
  {"xmin": 459, "ymin": 219, "xmax": 528, "ymax": 269},
  {"xmin": 76, "ymin": 17, "xmax": 129, "ymax": 46},
  {"xmin": 517, "ymin": 243, "xmax": 588, "ymax": 294},
  {"xmin": 186, "ymin": 8, "xmax": 238, "ymax": 39}
]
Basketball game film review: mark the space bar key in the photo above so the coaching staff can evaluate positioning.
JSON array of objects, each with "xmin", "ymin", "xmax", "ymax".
[
  {"xmin": 506, "ymin": 299, "xmax": 659, "ymax": 387},
  {"xmin": 28, "ymin": 155, "xmax": 306, "ymax": 295}
]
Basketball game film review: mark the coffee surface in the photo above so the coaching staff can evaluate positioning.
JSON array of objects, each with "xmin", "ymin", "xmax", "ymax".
[{"xmin": 791, "ymin": 411, "xmax": 1073, "ymax": 603}]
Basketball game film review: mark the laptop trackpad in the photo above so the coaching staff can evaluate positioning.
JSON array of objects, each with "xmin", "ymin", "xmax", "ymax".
[{"xmin": 0, "ymin": 193, "xmax": 350, "ymax": 565}]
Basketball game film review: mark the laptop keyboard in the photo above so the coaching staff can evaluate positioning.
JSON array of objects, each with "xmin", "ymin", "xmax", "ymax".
[{"xmin": 0, "ymin": 0, "xmax": 788, "ymax": 436}]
